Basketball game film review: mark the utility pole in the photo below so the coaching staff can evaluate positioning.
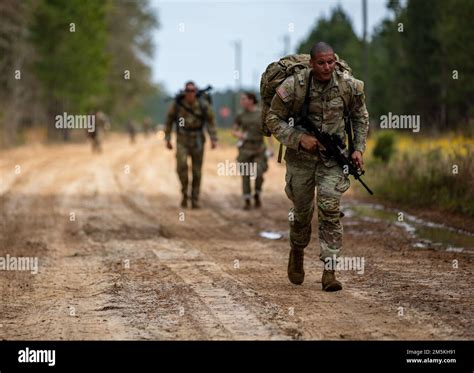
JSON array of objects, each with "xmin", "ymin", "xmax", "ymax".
[
  {"xmin": 233, "ymin": 39, "xmax": 242, "ymax": 116},
  {"xmin": 362, "ymin": 0, "xmax": 369, "ymax": 100}
]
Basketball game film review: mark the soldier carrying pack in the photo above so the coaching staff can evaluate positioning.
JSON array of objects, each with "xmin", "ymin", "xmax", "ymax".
[{"xmin": 260, "ymin": 54, "xmax": 353, "ymax": 162}]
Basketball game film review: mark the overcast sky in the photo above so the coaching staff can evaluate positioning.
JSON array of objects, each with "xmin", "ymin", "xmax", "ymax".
[{"xmin": 150, "ymin": 0, "xmax": 390, "ymax": 94}]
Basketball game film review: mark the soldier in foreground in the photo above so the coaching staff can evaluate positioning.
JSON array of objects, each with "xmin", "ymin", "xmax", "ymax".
[
  {"xmin": 165, "ymin": 81, "xmax": 218, "ymax": 209},
  {"xmin": 232, "ymin": 92, "xmax": 273, "ymax": 209},
  {"xmin": 266, "ymin": 42, "xmax": 369, "ymax": 291}
]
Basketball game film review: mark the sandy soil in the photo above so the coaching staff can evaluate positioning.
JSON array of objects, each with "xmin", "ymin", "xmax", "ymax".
[{"xmin": 0, "ymin": 134, "xmax": 472, "ymax": 340}]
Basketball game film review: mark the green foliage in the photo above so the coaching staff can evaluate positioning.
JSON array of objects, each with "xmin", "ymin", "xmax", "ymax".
[
  {"xmin": 366, "ymin": 147, "xmax": 474, "ymax": 217},
  {"xmin": 297, "ymin": 1, "xmax": 474, "ymax": 131},
  {"xmin": 30, "ymin": 0, "xmax": 109, "ymax": 114},
  {"xmin": 104, "ymin": 0, "xmax": 159, "ymax": 120},
  {"xmin": 368, "ymin": 0, "xmax": 474, "ymax": 130},
  {"xmin": 373, "ymin": 132, "xmax": 396, "ymax": 163}
]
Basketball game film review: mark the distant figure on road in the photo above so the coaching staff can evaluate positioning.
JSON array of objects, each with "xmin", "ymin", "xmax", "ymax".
[
  {"xmin": 89, "ymin": 110, "xmax": 110, "ymax": 153},
  {"xmin": 143, "ymin": 116, "xmax": 153, "ymax": 138},
  {"xmin": 232, "ymin": 92, "xmax": 273, "ymax": 210},
  {"xmin": 126, "ymin": 119, "xmax": 137, "ymax": 144},
  {"xmin": 165, "ymin": 81, "xmax": 218, "ymax": 209}
]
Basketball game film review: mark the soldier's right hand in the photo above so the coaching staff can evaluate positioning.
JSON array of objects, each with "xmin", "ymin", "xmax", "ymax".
[
  {"xmin": 166, "ymin": 140, "xmax": 173, "ymax": 150},
  {"xmin": 300, "ymin": 134, "xmax": 324, "ymax": 152}
]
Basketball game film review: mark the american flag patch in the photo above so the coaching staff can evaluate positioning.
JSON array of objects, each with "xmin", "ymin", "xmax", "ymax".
[{"xmin": 276, "ymin": 86, "xmax": 290, "ymax": 102}]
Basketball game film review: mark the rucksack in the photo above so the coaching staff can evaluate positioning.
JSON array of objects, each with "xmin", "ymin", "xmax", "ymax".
[{"xmin": 259, "ymin": 53, "xmax": 352, "ymax": 137}]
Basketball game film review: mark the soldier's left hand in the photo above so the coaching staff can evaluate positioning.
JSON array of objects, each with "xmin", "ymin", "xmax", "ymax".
[
  {"xmin": 211, "ymin": 140, "xmax": 217, "ymax": 149},
  {"xmin": 351, "ymin": 151, "xmax": 364, "ymax": 170}
]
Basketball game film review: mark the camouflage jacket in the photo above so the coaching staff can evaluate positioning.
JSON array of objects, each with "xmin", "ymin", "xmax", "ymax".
[
  {"xmin": 266, "ymin": 68, "xmax": 369, "ymax": 164},
  {"xmin": 165, "ymin": 99, "xmax": 218, "ymax": 143},
  {"xmin": 234, "ymin": 108, "xmax": 265, "ymax": 151}
]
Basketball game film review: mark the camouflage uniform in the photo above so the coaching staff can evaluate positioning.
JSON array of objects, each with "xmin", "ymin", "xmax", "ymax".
[
  {"xmin": 127, "ymin": 119, "xmax": 136, "ymax": 143},
  {"xmin": 143, "ymin": 117, "xmax": 152, "ymax": 137},
  {"xmin": 165, "ymin": 99, "xmax": 218, "ymax": 204},
  {"xmin": 267, "ymin": 68, "xmax": 369, "ymax": 261},
  {"xmin": 234, "ymin": 108, "xmax": 268, "ymax": 200},
  {"xmin": 90, "ymin": 111, "xmax": 110, "ymax": 153}
]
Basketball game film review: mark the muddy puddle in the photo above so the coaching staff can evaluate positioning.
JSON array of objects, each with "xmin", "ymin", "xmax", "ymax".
[{"xmin": 342, "ymin": 200, "xmax": 474, "ymax": 255}]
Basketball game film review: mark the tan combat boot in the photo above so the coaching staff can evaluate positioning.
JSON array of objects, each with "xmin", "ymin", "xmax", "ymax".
[
  {"xmin": 322, "ymin": 269, "xmax": 342, "ymax": 292},
  {"xmin": 288, "ymin": 249, "xmax": 305, "ymax": 285}
]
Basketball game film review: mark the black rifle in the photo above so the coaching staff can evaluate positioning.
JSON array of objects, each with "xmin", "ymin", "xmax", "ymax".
[
  {"xmin": 168, "ymin": 85, "xmax": 213, "ymax": 105},
  {"xmin": 296, "ymin": 71, "xmax": 373, "ymax": 195}
]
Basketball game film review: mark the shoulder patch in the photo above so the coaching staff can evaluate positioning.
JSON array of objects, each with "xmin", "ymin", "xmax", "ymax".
[
  {"xmin": 276, "ymin": 86, "xmax": 290, "ymax": 102},
  {"xmin": 276, "ymin": 76, "xmax": 295, "ymax": 103}
]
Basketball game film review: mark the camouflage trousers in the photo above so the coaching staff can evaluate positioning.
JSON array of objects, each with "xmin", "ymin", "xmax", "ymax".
[
  {"xmin": 176, "ymin": 134, "xmax": 205, "ymax": 202},
  {"xmin": 89, "ymin": 130, "xmax": 103, "ymax": 153},
  {"xmin": 237, "ymin": 146, "xmax": 268, "ymax": 199},
  {"xmin": 284, "ymin": 151, "xmax": 350, "ymax": 261}
]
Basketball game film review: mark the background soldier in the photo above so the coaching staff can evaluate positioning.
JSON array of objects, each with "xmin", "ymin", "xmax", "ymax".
[
  {"xmin": 126, "ymin": 119, "xmax": 137, "ymax": 144},
  {"xmin": 143, "ymin": 116, "xmax": 152, "ymax": 138},
  {"xmin": 165, "ymin": 81, "xmax": 218, "ymax": 209},
  {"xmin": 89, "ymin": 110, "xmax": 110, "ymax": 153},
  {"xmin": 267, "ymin": 42, "xmax": 369, "ymax": 291},
  {"xmin": 232, "ymin": 92, "xmax": 273, "ymax": 209}
]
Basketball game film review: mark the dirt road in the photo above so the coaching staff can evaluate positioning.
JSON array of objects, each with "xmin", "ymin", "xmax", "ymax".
[{"xmin": 0, "ymin": 134, "xmax": 472, "ymax": 340}]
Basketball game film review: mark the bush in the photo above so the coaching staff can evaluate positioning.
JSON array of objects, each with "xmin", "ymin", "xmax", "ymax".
[
  {"xmin": 372, "ymin": 131, "xmax": 396, "ymax": 163},
  {"xmin": 364, "ymin": 145, "xmax": 474, "ymax": 217}
]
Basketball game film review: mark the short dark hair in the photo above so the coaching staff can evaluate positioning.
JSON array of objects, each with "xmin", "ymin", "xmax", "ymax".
[
  {"xmin": 243, "ymin": 91, "xmax": 258, "ymax": 104},
  {"xmin": 185, "ymin": 81, "xmax": 196, "ymax": 88},
  {"xmin": 310, "ymin": 42, "xmax": 334, "ymax": 58}
]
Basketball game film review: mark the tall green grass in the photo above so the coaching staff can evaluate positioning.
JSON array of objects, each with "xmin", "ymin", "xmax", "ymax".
[{"xmin": 363, "ymin": 133, "xmax": 474, "ymax": 216}]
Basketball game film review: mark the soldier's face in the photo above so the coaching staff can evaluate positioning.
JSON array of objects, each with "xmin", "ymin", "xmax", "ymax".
[
  {"xmin": 240, "ymin": 94, "xmax": 253, "ymax": 110},
  {"xmin": 310, "ymin": 52, "xmax": 336, "ymax": 82},
  {"xmin": 184, "ymin": 84, "xmax": 197, "ymax": 103}
]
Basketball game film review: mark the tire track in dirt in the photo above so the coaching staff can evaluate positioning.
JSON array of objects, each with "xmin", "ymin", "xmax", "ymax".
[
  {"xmin": 1, "ymin": 135, "xmax": 472, "ymax": 340},
  {"xmin": 151, "ymin": 243, "xmax": 290, "ymax": 340},
  {"xmin": 107, "ymin": 140, "xmax": 292, "ymax": 339}
]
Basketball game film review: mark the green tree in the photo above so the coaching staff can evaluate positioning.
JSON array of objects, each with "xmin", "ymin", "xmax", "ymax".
[
  {"xmin": 437, "ymin": 0, "xmax": 474, "ymax": 128},
  {"xmin": 104, "ymin": 0, "xmax": 159, "ymax": 124},
  {"xmin": 401, "ymin": 0, "xmax": 444, "ymax": 128},
  {"xmin": 30, "ymin": 0, "xmax": 109, "ymax": 138}
]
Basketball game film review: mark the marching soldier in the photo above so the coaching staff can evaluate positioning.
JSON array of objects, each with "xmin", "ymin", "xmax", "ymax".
[
  {"xmin": 232, "ymin": 92, "xmax": 273, "ymax": 209},
  {"xmin": 165, "ymin": 81, "xmax": 218, "ymax": 209}
]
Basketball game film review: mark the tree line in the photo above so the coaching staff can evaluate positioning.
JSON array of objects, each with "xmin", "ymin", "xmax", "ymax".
[
  {"xmin": 297, "ymin": 0, "xmax": 474, "ymax": 133},
  {"xmin": 0, "ymin": 0, "xmax": 158, "ymax": 145}
]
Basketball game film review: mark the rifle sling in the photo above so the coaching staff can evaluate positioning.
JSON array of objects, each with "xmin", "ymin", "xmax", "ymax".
[
  {"xmin": 300, "ymin": 70, "xmax": 354, "ymax": 154},
  {"xmin": 175, "ymin": 99, "xmax": 207, "ymax": 131}
]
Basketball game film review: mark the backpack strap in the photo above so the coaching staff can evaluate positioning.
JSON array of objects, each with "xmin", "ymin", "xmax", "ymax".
[
  {"xmin": 175, "ymin": 98, "xmax": 206, "ymax": 132},
  {"xmin": 339, "ymin": 80, "xmax": 355, "ymax": 155},
  {"xmin": 277, "ymin": 70, "xmax": 312, "ymax": 163},
  {"xmin": 299, "ymin": 70, "xmax": 313, "ymax": 119}
]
